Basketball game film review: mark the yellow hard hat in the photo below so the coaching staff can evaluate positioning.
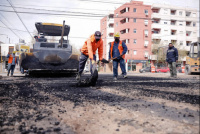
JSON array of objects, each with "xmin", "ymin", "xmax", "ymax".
[
  {"xmin": 114, "ymin": 32, "xmax": 120, "ymax": 37},
  {"xmin": 12, "ymin": 51, "xmax": 16, "ymax": 54}
]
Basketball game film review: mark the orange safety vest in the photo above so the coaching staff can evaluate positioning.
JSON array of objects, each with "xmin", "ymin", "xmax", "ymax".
[
  {"xmin": 110, "ymin": 41, "xmax": 125, "ymax": 59},
  {"xmin": 8, "ymin": 55, "xmax": 17, "ymax": 64},
  {"xmin": 81, "ymin": 34, "xmax": 103, "ymax": 60}
]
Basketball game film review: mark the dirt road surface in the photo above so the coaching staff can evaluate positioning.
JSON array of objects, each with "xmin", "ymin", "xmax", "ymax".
[{"xmin": 0, "ymin": 73, "xmax": 199, "ymax": 134}]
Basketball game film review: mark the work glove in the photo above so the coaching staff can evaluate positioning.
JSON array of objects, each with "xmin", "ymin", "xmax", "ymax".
[{"xmin": 92, "ymin": 60, "xmax": 96, "ymax": 64}]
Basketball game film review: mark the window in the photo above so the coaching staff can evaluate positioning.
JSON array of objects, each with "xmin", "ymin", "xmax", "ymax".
[
  {"xmin": 133, "ymin": 8, "xmax": 136, "ymax": 12},
  {"xmin": 179, "ymin": 21, "xmax": 183, "ymax": 26},
  {"xmin": 179, "ymin": 11, "xmax": 182, "ymax": 16},
  {"xmin": 127, "ymin": 50, "xmax": 130, "ymax": 54},
  {"xmin": 192, "ymin": 13, "xmax": 196, "ymax": 17},
  {"xmin": 193, "ymin": 22, "xmax": 196, "ymax": 27},
  {"xmin": 102, "ymin": 21, "xmax": 104, "ymax": 25},
  {"xmin": 133, "ymin": 18, "xmax": 136, "ymax": 23},
  {"xmin": 145, "ymin": 30, "xmax": 148, "ymax": 36},
  {"xmin": 180, "ymin": 41, "xmax": 183, "ymax": 45},
  {"xmin": 133, "ymin": 39, "xmax": 137, "ymax": 44},
  {"xmin": 144, "ymin": 51, "xmax": 149, "ymax": 55},
  {"xmin": 116, "ymin": 13, "xmax": 118, "ymax": 17},
  {"xmin": 126, "ymin": 39, "xmax": 129, "ymax": 43},
  {"xmin": 164, "ymin": 40, "xmax": 168, "ymax": 45},
  {"xmin": 144, "ymin": 9, "xmax": 148, "ymax": 15},
  {"xmin": 133, "ymin": 50, "xmax": 137, "ymax": 55},
  {"xmin": 133, "ymin": 29, "xmax": 137, "ymax": 33},
  {"xmin": 9, "ymin": 46, "xmax": 14, "ymax": 53},
  {"xmin": 145, "ymin": 40, "xmax": 149, "ymax": 46},
  {"xmin": 164, "ymin": 22, "xmax": 167, "ymax": 24},
  {"xmin": 116, "ymin": 22, "xmax": 118, "ymax": 27},
  {"xmin": 164, "ymin": 9, "xmax": 168, "ymax": 14},
  {"xmin": 144, "ymin": 20, "xmax": 148, "ymax": 25}
]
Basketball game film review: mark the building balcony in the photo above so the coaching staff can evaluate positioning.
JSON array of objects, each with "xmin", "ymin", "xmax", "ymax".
[
  {"xmin": 151, "ymin": 13, "xmax": 162, "ymax": 19},
  {"xmin": 108, "ymin": 18, "xmax": 114, "ymax": 24},
  {"xmin": 107, "ymin": 27, "xmax": 114, "ymax": 34},
  {"xmin": 152, "ymin": 7, "xmax": 160, "ymax": 13},
  {"xmin": 170, "ymin": 35, "xmax": 177, "ymax": 40},
  {"xmin": 152, "ymin": 34, "xmax": 161, "ymax": 39},
  {"xmin": 120, "ymin": 7, "xmax": 130, "ymax": 14},
  {"xmin": 185, "ymin": 17, "xmax": 198, "ymax": 21},
  {"xmin": 152, "ymin": 23, "xmax": 162, "ymax": 29}
]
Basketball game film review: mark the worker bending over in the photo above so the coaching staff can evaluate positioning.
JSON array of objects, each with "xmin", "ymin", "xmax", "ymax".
[{"xmin": 76, "ymin": 31, "xmax": 103, "ymax": 80}]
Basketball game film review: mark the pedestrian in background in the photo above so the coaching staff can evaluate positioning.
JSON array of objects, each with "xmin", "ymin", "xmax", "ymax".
[
  {"xmin": 109, "ymin": 32, "xmax": 127, "ymax": 81},
  {"xmin": 7, "ymin": 51, "xmax": 18, "ymax": 76},
  {"xmin": 76, "ymin": 31, "xmax": 103, "ymax": 80},
  {"xmin": 166, "ymin": 43, "xmax": 178, "ymax": 78}
]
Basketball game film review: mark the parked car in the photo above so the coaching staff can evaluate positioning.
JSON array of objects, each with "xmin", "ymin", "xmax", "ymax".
[
  {"xmin": 156, "ymin": 67, "xmax": 170, "ymax": 73},
  {"xmin": 139, "ymin": 66, "xmax": 151, "ymax": 73}
]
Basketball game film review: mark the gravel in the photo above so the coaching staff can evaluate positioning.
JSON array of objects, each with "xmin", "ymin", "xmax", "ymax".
[{"xmin": 0, "ymin": 73, "xmax": 199, "ymax": 134}]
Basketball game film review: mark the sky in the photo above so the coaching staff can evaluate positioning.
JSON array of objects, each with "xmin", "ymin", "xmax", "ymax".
[{"xmin": 0, "ymin": 0, "xmax": 199, "ymax": 49}]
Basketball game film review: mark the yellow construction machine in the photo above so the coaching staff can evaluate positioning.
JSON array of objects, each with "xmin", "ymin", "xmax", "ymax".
[{"xmin": 185, "ymin": 42, "xmax": 200, "ymax": 75}]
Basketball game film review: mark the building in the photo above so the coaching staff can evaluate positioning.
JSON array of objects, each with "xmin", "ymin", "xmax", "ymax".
[
  {"xmin": 150, "ymin": 3, "xmax": 198, "ymax": 65},
  {"xmin": 100, "ymin": 1, "xmax": 152, "ymax": 72}
]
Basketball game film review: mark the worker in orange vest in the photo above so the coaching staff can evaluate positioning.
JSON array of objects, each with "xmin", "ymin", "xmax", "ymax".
[
  {"xmin": 7, "ymin": 51, "xmax": 18, "ymax": 76},
  {"xmin": 109, "ymin": 32, "xmax": 127, "ymax": 81},
  {"xmin": 76, "ymin": 31, "xmax": 103, "ymax": 80}
]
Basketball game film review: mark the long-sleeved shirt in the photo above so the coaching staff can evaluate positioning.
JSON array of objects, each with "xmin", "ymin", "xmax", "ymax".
[
  {"xmin": 81, "ymin": 34, "xmax": 103, "ymax": 60},
  {"xmin": 109, "ymin": 41, "xmax": 127, "ymax": 60}
]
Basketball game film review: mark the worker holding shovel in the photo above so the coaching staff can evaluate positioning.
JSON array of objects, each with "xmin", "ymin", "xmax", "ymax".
[
  {"xmin": 109, "ymin": 32, "xmax": 127, "ymax": 81},
  {"xmin": 76, "ymin": 31, "xmax": 103, "ymax": 81}
]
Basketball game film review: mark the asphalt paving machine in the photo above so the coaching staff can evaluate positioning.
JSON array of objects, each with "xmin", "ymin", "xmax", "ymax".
[{"xmin": 20, "ymin": 21, "xmax": 79, "ymax": 75}]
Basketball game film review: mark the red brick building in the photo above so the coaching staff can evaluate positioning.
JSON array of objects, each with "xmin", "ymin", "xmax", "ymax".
[{"xmin": 100, "ymin": 1, "xmax": 152, "ymax": 72}]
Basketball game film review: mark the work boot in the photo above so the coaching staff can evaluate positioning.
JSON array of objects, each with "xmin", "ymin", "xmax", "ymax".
[
  {"xmin": 76, "ymin": 73, "xmax": 81, "ymax": 80},
  {"xmin": 7, "ymin": 73, "xmax": 9, "ymax": 76},
  {"xmin": 11, "ymin": 74, "xmax": 13, "ymax": 77},
  {"xmin": 123, "ymin": 74, "xmax": 127, "ymax": 78},
  {"xmin": 113, "ymin": 77, "xmax": 117, "ymax": 81}
]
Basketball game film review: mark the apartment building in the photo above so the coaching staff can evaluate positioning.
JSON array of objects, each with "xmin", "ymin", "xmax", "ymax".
[
  {"xmin": 100, "ymin": 1, "xmax": 152, "ymax": 72},
  {"xmin": 151, "ymin": 4, "xmax": 198, "ymax": 65}
]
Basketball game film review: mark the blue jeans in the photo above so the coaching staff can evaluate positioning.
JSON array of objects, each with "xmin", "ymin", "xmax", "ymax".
[
  {"xmin": 113, "ymin": 58, "xmax": 126, "ymax": 77},
  {"xmin": 7, "ymin": 63, "xmax": 15, "ymax": 75},
  {"xmin": 78, "ymin": 53, "xmax": 96, "ymax": 75}
]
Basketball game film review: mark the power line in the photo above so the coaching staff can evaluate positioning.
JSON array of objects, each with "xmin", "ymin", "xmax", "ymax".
[
  {"xmin": 0, "ymin": 3, "xmax": 198, "ymax": 14},
  {"xmin": 0, "ymin": 4, "xmax": 107, "ymax": 16},
  {"xmin": 0, "ymin": 4, "xmax": 110, "ymax": 12},
  {"xmin": 0, "ymin": 25, "xmax": 35, "ymax": 33},
  {"xmin": 0, "ymin": 14, "xmax": 21, "ymax": 39},
  {"xmin": 7, "ymin": 0, "xmax": 33, "ymax": 38},
  {"xmin": 0, "ymin": 9, "xmax": 199, "ymax": 22}
]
